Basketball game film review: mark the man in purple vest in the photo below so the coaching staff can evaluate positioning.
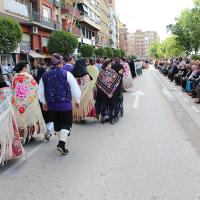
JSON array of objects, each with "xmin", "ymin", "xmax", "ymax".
[
  {"xmin": 62, "ymin": 56, "xmax": 75, "ymax": 72},
  {"xmin": 38, "ymin": 53, "xmax": 81, "ymax": 155}
]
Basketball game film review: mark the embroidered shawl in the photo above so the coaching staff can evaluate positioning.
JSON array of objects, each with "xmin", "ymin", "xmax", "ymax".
[
  {"xmin": 0, "ymin": 87, "xmax": 24, "ymax": 165},
  {"xmin": 12, "ymin": 72, "xmax": 46, "ymax": 143},
  {"xmin": 96, "ymin": 68, "xmax": 121, "ymax": 99}
]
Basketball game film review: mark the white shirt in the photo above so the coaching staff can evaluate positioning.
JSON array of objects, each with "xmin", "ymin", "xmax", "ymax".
[{"xmin": 38, "ymin": 71, "xmax": 81, "ymax": 104}]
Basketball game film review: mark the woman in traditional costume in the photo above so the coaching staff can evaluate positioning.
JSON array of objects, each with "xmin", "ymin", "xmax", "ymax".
[
  {"xmin": 71, "ymin": 59, "xmax": 94, "ymax": 122},
  {"xmin": 95, "ymin": 60, "xmax": 122, "ymax": 124},
  {"xmin": 0, "ymin": 75, "xmax": 24, "ymax": 166},
  {"xmin": 11, "ymin": 62, "xmax": 46, "ymax": 144},
  {"xmin": 121, "ymin": 58, "xmax": 133, "ymax": 90},
  {"xmin": 87, "ymin": 58, "xmax": 99, "ymax": 118}
]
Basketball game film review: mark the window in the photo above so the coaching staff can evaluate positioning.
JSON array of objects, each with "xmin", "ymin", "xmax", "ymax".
[
  {"xmin": 89, "ymin": 30, "xmax": 92, "ymax": 39},
  {"xmin": 82, "ymin": 27, "xmax": 86, "ymax": 37},
  {"xmin": 42, "ymin": 37, "xmax": 49, "ymax": 47},
  {"xmin": 42, "ymin": 5, "xmax": 51, "ymax": 22}
]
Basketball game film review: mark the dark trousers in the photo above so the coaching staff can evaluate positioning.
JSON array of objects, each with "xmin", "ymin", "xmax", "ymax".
[{"xmin": 48, "ymin": 110, "xmax": 73, "ymax": 132}]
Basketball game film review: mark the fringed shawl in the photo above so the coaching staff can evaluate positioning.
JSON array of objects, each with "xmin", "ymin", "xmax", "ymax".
[
  {"xmin": 11, "ymin": 72, "xmax": 46, "ymax": 143},
  {"xmin": 72, "ymin": 74, "xmax": 94, "ymax": 121},
  {"xmin": 0, "ymin": 87, "xmax": 24, "ymax": 166},
  {"xmin": 96, "ymin": 68, "xmax": 121, "ymax": 99}
]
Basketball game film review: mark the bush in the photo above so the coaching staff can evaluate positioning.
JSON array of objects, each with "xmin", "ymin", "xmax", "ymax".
[
  {"xmin": 80, "ymin": 44, "xmax": 94, "ymax": 58},
  {"xmin": 95, "ymin": 47, "xmax": 106, "ymax": 58},
  {"xmin": 113, "ymin": 48, "xmax": 121, "ymax": 57},
  {"xmin": 0, "ymin": 16, "xmax": 22, "ymax": 53},
  {"xmin": 120, "ymin": 49, "xmax": 126, "ymax": 57},
  {"xmin": 104, "ymin": 47, "xmax": 114, "ymax": 58},
  {"xmin": 48, "ymin": 30, "xmax": 78, "ymax": 56}
]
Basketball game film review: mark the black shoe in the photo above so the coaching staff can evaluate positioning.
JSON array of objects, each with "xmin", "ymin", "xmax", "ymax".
[{"xmin": 57, "ymin": 141, "xmax": 69, "ymax": 155}]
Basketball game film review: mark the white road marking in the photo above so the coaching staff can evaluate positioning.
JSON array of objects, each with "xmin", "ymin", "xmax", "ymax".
[{"xmin": 132, "ymin": 90, "xmax": 145, "ymax": 109}]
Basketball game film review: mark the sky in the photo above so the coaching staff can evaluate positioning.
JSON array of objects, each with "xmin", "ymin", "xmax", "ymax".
[{"xmin": 115, "ymin": 0, "xmax": 194, "ymax": 41}]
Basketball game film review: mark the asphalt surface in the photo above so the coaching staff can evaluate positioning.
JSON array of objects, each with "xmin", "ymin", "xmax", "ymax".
[{"xmin": 1, "ymin": 67, "xmax": 200, "ymax": 200}]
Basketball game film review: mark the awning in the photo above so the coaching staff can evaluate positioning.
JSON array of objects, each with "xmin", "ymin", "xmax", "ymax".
[{"xmin": 21, "ymin": 50, "xmax": 45, "ymax": 58}]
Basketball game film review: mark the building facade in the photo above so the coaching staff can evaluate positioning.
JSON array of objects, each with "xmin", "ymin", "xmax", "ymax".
[
  {"xmin": 119, "ymin": 24, "xmax": 128, "ymax": 54},
  {"xmin": 127, "ymin": 29, "xmax": 160, "ymax": 59},
  {"xmin": 97, "ymin": 0, "xmax": 109, "ymax": 47},
  {"xmin": 0, "ymin": 0, "xmax": 62, "ymax": 63},
  {"xmin": 108, "ymin": 1, "xmax": 119, "ymax": 48},
  {"xmin": 76, "ymin": 0, "xmax": 100, "ymax": 47}
]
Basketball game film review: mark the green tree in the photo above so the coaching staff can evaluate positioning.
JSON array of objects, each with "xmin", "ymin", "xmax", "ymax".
[
  {"xmin": 162, "ymin": 35, "xmax": 184, "ymax": 58},
  {"xmin": 80, "ymin": 44, "xmax": 94, "ymax": 58},
  {"xmin": 148, "ymin": 41, "xmax": 161, "ymax": 59},
  {"xmin": 104, "ymin": 47, "xmax": 114, "ymax": 58},
  {"xmin": 167, "ymin": 0, "xmax": 200, "ymax": 54},
  {"xmin": 120, "ymin": 49, "xmax": 126, "ymax": 57},
  {"xmin": 0, "ymin": 16, "xmax": 22, "ymax": 53},
  {"xmin": 95, "ymin": 47, "xmax": 106, "ymax": 58},
  {"xmin": 113, "ymin": 48, "xmax": 121, "ymax": 57},
  {"xmin": 48, "ymin": 30, "xmax": 78, "ymax": 56}
]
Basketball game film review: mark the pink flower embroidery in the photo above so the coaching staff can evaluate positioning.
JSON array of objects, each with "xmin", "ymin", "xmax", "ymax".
[{"xmin": 15, "ymin": 83, "xmax": 30, "ymax": 100}]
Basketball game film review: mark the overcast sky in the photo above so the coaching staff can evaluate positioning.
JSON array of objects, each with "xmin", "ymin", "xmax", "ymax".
[{"xmin": 115, "ymin": 0, "xmax": 194, "ymax": 41}]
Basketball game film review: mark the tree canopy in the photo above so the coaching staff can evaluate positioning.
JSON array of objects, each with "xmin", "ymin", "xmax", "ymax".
[
  {"xmin": 148, "ymin": 36, "xmax": 184, "ymax": 59},
  {"xmin": 80, "ymin": 44, "xmax": 94, "ymax": 58},
  {"xmin": 95, "ymin": 47, "xmax": 107, "ymax": 58},
  {"xmin": 167, "ymin": 0, "xmax": 200, "ymax": 54},
  {"xmin": 104, "ymin": 47, "xmax": 114, "ymax": 58},
  {"xmin": 0, "ymin": 16, "xmax": 22, "ymax": 53},
  {"xmin": 48, "ymin": 30, "xmax": 78, "ymax": 56}
]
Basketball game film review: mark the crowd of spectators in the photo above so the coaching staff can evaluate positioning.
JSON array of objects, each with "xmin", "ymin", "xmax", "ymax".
[{"xmin": 156, "ymin": 57, "xmax": 200, "ymax": 104}]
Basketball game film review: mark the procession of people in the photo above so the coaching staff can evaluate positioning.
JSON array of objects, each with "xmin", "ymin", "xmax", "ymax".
[{"xmin": 0, "ymin": 54, "xmax": 137, "ymax": 165}]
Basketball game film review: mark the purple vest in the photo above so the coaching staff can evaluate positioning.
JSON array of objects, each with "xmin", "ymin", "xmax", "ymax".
[{"xmin": 42, "ymin": 67, "xmax": 72, "ymax": 111}]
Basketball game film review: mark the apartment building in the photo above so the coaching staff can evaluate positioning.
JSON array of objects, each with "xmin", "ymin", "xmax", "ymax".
[
  {"xmin": 127, "ymin": 29, "xmax": 160, "ymax": 59},
  {"xmin": 119, "ymin": 24, "xmax": 128, "ymax": 54},
  {"xmin": 0, "ymin": 0, "xmax": 62, "ymax": 62},
  {"xmin": 77, "ymin": 0, "xmax": 101, "ymax": 46},
  {"xmin": 97, "ymin": 0, "xmax": 109, "ymax": 47},
  {"xmin": 108, "ymin": 2, "xmax": 118, "ymax": 48},
  {"xmin": 61, "ymin": 0, "xmax": 81, "ymax": 39}
]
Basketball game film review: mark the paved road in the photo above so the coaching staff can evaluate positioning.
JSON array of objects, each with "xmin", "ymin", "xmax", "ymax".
[{"xmin": 1, "ymin": 68, "xmax": 200, "ymax": 200}]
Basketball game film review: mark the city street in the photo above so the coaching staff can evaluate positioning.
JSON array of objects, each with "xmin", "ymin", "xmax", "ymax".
[{"xmin": 1, "ymin": 68, "xmax": 200, "ymax": 200}]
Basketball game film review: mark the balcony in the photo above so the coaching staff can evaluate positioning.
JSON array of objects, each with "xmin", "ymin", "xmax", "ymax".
[
  {"xmin": 30, "ymin": 10, "xmax": 57, "ymax": 30},
  {"xmin": 4, "ymin": 0, "xmax": 29, "ymax": 18},
  {"xmin": 41, "ymin": 16, "xmax": 55, "ymax": 29},
  {"xmin": 61, "ymin": 3, "xmax": 80, "ymax": 19},
  {"xmin": 54, "ymin": 21, "xmax": 62, "ymax": 30},
  {"xmin": 80, "ymin": 14, "xmax": 100, "ymax": 31}
]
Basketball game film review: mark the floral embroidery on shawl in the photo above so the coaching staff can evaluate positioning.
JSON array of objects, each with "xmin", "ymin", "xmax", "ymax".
[
  {"xmin": 96, "ymin": 68, "xmax": 121, "ymax": 98},
  {"xmin": 12, "ymin": 73, "xmax": 38, "ymax": 114}
]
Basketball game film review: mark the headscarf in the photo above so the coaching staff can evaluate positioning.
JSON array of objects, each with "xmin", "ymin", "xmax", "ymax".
[
  {"xmin": 51, "ymin": 53, "xmax": 63, "ymax": 66},
  {"xmin": 112, "ymin": 62, "xmax": 124, "ymax": 75},
  {"xmin": 72, "ymin": 59, "xmax": 92, "ymax": 79}
]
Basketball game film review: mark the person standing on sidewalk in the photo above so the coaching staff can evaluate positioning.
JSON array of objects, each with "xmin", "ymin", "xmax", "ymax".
[{"xmin": 38, "ymin": 53, "xmax": 81, "ymax": 155}]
